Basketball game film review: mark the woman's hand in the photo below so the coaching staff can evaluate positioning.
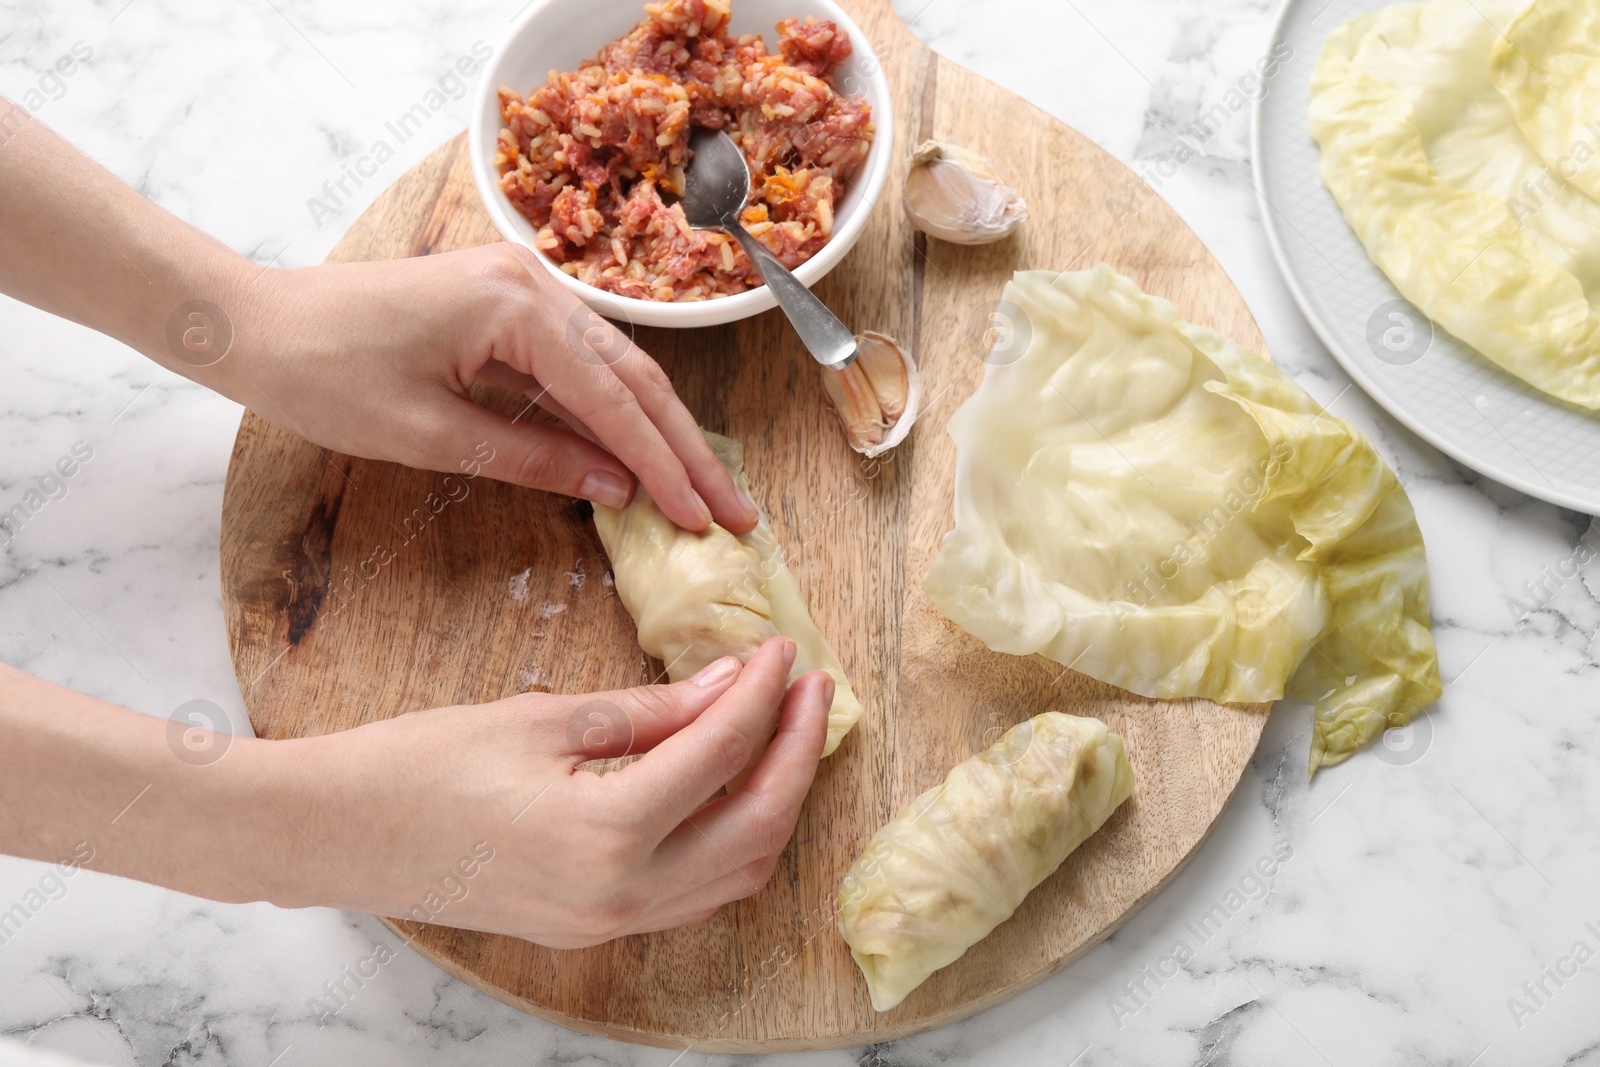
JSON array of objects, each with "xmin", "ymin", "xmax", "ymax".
[
  {"xmin": 0, "ymin": 103, "xmax": 816, "ymax": 941},
  {"xmin": 221, "ymin": 245, "xmax": 757, "ymax": 534},
  {"xmin": 0, "ymin": 639, "xmax": 830, "ymax": 945},
  {"xmin": 1, "ymin": 103, "xmax": 749, "ymax": 532},
  {"xmin": 260, "ymin": 637, "xmax": 831, "ymax": 945}
]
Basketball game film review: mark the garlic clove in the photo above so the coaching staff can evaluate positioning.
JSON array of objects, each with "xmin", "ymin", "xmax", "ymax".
[
  {"xmin": 821, "ymin": 332, "xmax": 923, "ymax": 458},
  {"xmin": 855, "ymin": 330, "xmax": 909, "ymax": 422},
  {"xmin": 902, "ymin": 140, "xmax": 1029, "ymax": 246},
  {"xmin": 821, "ymin": 359, "xmax": 887, "ymax": 452}
]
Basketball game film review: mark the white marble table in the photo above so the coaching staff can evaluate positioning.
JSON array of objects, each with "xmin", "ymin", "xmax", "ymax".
[{"xmin": 2, "ymin": 0, "xmax": 1596, "ymax": 1064}]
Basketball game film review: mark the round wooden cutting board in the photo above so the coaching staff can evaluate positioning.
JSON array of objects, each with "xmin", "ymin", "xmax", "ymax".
[{"xmin": 221, "ymin": 1, "xmax": 1272, "ymax": 1051}]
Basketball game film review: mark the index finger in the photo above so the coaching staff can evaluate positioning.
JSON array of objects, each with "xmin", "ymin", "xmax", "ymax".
[
  {"xmin": 499, "ymin": 245, "xmax": 714, "ymax": 531},
  {"xmin": 606, "ymin": 343, "xmax": 760, "ymax": 535},
  {"xmin": 652, "ymin": 668, "xmax": 832, "ymax": 879},
  {"xmin": 611, "ymin": 636, "xmax": 794, "ymax": 838}
]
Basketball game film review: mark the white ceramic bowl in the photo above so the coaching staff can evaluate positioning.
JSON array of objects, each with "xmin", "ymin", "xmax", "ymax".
[{"xmin": 469, "ymin": 0, "xmax": 894, "ymax": 328}]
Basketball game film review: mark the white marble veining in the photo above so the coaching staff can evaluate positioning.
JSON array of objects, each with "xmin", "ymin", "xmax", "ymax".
[{"xmin": 3, "ymin": 0, "xmax": 1599, "ymax": 1063}]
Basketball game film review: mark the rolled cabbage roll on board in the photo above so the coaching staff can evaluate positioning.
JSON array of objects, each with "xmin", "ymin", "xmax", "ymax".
[
  {"xmin": 592, "ymin": 431, "xmax": 863, "ymax": 757},
  {"xmin": 837, "ymin": 712, "xmax": 1135, "ymax": 1012}
]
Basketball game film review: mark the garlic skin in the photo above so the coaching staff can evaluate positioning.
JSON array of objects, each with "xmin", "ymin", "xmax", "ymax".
[
  {"xmin": 821, "ymin": 332, "xmax": 922, "ymax": 458},
  {"xmin": 902, "ymin": 140, "xmax": 1029, "ymax": 245}
]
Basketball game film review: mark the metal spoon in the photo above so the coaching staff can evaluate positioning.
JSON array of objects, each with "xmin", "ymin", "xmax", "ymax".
[{"xmin": 679, "ymin": 128, "xmax": 858, "ymax": 369}]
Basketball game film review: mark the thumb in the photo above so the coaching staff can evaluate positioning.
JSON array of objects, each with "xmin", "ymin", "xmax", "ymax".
[
  {"xmin": 554, "ymin": 655, "xmax": 748, "ymax": 764},
  {"xmin": 448, "ymin": 395, "xmax": 636, "ymax": 508}
]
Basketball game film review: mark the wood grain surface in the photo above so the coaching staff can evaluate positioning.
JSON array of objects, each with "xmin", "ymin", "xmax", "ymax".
[{"xmin": 220, "ymin": 0, "xmax": 1273, "ymax": 1050}]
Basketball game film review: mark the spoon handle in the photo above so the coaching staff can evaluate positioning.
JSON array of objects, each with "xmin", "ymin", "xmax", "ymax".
[{"xmin": 728, "ymin": 223, "xmax": 857, "ymax": 369}]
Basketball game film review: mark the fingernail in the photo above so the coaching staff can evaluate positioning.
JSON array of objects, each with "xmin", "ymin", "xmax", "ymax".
[
  {"xmin": 781, "ymin": 638, "xmax": 797, "ymax": 673},
  {"xmin": 690, "ymin": 656, "xmax": 741, "ymax": 687},
  {"xmin": 736, "ymin": 486, "xmax": 760, "ymax": 522},
  {"xmin": 820, "ymin": 677, "xmax": 836, "ymax": 707},
  {"xmin": 691, "ymin": 490, "xmax": 713, "ymax": 527},
  {"xmin": 579, "ymin": 470, "xmax": 633, "ymax": 509}
]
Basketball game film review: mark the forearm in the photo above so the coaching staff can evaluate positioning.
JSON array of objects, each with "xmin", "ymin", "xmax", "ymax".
[
  {"xmin": 0, "ymin": 96, "xmax": 252, "ymax": 388},
  {"xmin": 0, "ymin": 662, "xmax": 327, "ymax": 907}
]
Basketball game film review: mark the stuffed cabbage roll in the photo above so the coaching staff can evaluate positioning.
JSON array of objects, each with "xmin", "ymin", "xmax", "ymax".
[
  {"xmin": 837, "ymin": 712, "xmax": 1134, "ymax": 1012},
  {"xmin": 592, "ymin": 431, "xmax": 863, "ymax": 757}
]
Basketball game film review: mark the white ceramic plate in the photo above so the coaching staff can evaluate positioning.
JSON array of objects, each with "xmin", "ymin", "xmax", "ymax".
[
  {"xmin": 1252, "ymin": 0, "xmax": 1600, "ymax": 514},
  {"xmin": 470, "ymin": 0, "xmax": 894, "ymax": 329}
]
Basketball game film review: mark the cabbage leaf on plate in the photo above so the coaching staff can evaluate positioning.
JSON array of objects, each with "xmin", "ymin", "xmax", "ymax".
[
  {"xmin": 923, "ymin": 267, "xmax": 1441, "ymax": 772},
  {"xmin": 1490, "ymin": 0, "xmax": 1600, "ymax": 204},
  {"xmin": 1308, "ymin": 0, "xmax": 1600, "ymax": 408}
]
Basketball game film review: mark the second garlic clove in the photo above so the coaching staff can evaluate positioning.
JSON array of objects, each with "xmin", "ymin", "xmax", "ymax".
[
  {"xmin": 821, "ymin": 332, "xmax": 923, "ymax": 459},
  {"xmin": 855, "ymin": 331, "xmax": 909, "ymax": 422},
  {"xmin": 821, "ymin": 359, "xmax": 887, "ymax": 452}
]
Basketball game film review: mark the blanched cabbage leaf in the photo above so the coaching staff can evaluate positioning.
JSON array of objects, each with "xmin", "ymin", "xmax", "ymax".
[
  {"xmin": 837, "ymin": 712, "xmax": 1134, "ymax": 1012},
  {"xmin": 923, "ymin": 267, "xmax": 1440, "ymax": 772},
  {"xmin": 1308, "ymin": 0, "xmax": 1600, "ymax": 407},
  {"xmin": 1490, "ymin": 0, "xmax": 1600, "ymax": 204},
  {"xmin": 593, "ymin": 432, "xmax": 863, "ymax": 756}
]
